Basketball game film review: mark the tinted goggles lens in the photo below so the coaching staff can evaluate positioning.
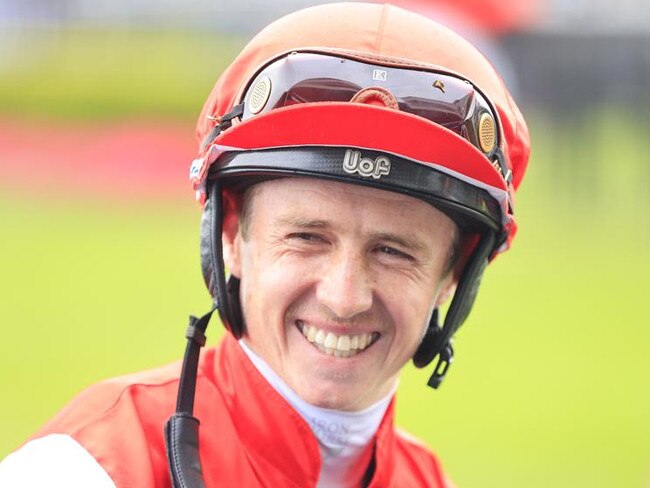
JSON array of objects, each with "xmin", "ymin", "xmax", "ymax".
[{"xmin": 241, "ymin": 51, "xmax": 501, "ymax": 158}]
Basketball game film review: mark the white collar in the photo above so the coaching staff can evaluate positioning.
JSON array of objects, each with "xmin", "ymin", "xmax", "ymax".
[{"xmin": 239, "ymin": 340, "xmax": 395, "ymax": 488}]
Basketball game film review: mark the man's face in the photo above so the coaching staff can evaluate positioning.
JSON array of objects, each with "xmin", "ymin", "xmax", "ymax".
[{"xmin": 224, "ymin": 178, "xmax": 457, "ymax": 411}]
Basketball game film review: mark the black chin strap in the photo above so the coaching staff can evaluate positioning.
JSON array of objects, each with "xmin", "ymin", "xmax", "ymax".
[
  {"xmin": 165, "ymin": 309, "xmax": 215, "ymax": 488},
  {"xmin": 412, "ymin": 231, "xmax": 496, "ymax": 388},
  {"xmin": 165, "ymin": 182, "xmax": 228, "ymax": 488}
]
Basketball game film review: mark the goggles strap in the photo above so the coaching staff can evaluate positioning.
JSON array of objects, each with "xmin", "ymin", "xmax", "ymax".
[
  {"xmin": 492, "ymin": 147, "xmax": 512, "ymax": 185},
  {"xmin": 201, "ymin": 103, "xmax": 244, "ymax": 151}
]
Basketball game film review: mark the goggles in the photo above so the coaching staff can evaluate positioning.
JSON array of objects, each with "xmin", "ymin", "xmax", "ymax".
[{"xmin": 239, "ymin": 51, "xmax": 508, "ymax": 179}]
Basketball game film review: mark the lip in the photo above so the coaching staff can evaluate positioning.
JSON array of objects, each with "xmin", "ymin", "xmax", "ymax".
[{"xmin": 293, "ymin": 317, "xmax": 380, "ymax": 336}]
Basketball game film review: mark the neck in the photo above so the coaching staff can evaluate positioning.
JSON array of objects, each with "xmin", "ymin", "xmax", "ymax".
[{"xmin": 239, "ymin": 340, "xmax": 395, "ymax": 488}]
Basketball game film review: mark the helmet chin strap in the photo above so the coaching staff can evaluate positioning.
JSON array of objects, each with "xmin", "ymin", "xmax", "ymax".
[
  {"xmin": 412, "ymin": 230, "xmax": 496, "ymax": 387},
  {"xmin": 165, "ymin": 181, "xmax": 226, "ymax": 488}
]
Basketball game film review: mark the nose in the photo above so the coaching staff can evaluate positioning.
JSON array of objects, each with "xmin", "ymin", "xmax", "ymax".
[{"xmin": 315, "ymin": 250, "xmax": 374, "ymax": 320}]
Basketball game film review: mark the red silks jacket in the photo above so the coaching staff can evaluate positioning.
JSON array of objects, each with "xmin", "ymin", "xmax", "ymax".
[{"xmin": 10, "ymin": 335, "xmax": 454, "ymax": 487}]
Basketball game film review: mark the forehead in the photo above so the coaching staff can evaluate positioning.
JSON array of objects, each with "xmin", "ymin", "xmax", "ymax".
[{"xmin": 243, "ymin": 177, "xmax": 456, "ymax": 236}]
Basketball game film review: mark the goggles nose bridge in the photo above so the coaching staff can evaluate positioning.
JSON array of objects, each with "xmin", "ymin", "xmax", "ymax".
[{"xmin": 349, "ymin": 86, "xmax": 400, "ymax": 110}]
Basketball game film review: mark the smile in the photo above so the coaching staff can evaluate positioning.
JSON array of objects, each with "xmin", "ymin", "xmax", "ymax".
[{"xmin": 297, "ymin": 321, "xmax": 379, "ymax": 358}]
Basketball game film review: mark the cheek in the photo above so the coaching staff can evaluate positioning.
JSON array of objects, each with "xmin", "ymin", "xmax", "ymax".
[
  {"xmin": 384, "ymin": 278, "xmax": 439, "ymax": 344},
  {"xmin": 239, "ymin": 248, "xmax": 311, "ymax": 324},
  {"xmin": 238, "ymin": 246, "xmax": 267, "ymax": 324}
]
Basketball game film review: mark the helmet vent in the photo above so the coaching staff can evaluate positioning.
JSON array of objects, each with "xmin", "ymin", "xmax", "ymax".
[
  {"xmin": 248, "ymin": 76, "xmax": 272, "ymax": 114},
  {"xmin": 478, "ymin": 112, "xmax": 496, "ymax": 153}
]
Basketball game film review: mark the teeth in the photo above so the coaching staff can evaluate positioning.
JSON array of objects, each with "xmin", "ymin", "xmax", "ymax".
[
  {"xmin": 337, "ymin": 335, "xmax": 350, "ymax": 352},
  {"xmin": 298, "ymin": 323, "xmax": 377, "ymax": 358},
  {"xmin": 324, "ymin": 332, "xmax": 337, "ymax": 349},
  {"xmin": 314, "ymin": 329, "xmax": 326, "ymax": 345},
  {"xmin": 307, "ymin": 326, "xmax": 317, "ymax": 342}
]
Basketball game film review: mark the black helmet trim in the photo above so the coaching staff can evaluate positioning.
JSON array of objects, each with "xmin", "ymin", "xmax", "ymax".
[{"xmin": 208, "ymin": 146, "xmax": 503, "ymax": 233}]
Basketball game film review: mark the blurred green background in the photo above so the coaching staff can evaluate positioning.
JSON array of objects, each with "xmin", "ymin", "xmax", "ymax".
[{"xmin": 1, "ymin": 3, "xmax": 649, "ymax": 487}]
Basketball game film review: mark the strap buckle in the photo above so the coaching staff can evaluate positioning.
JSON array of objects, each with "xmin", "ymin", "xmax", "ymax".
[{"xmin": 427, "ymin": 342, "xmax": 454, "ymax": 389}]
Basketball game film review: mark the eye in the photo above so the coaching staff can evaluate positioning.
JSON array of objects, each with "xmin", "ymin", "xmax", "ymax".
[
  {"xmin": 288, "ymin": 232, "xmax": 328, "ymax": 243},
  {"xmin": 375, "ymin": 245, "xmax": 415, "ymax": 262}
]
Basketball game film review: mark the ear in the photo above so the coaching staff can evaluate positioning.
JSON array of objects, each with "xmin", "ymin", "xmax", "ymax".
[
  {"xmin": 222, "ymin": 191, "xmax": 242, "ymax": 278},
  {"xmin": 435, "ymin": 231, "xmax": 479, "ymax": 306},
  {"xmin": 435, "ymin": 274, "xmax": 457, "ymax": 307}
]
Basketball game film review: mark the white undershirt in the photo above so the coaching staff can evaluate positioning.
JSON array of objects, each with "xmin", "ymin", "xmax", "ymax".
[
  {"xmin": 0, "ymin": 434, "xmax": 116, "ymax": 487},
  {"xmin": 239, "ymin": 340, "xmax": 395, "ymax": 488}
]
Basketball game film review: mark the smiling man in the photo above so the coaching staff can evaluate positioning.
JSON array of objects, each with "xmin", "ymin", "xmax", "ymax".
[
  {"xmin": 230, "ymin": 178, "xmax": 459, "ymax": 412},
  {"xmin": 0, "ymin": 3, "xmax": 530, "ymax": 487}
]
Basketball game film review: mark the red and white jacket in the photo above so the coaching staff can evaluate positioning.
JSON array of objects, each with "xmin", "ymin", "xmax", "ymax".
[{"xmin": 1, "ymin": 335, "xmax": 454, "ymax": 487}]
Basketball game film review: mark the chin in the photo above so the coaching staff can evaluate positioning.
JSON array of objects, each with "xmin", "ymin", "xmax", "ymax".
[
  {"xmin": 308, "ymin": 394, "xmax": 353, "ymax": 411},
  {"xmin": 297, "ymin": 383, "xmax": 361, "ymax": 411}
]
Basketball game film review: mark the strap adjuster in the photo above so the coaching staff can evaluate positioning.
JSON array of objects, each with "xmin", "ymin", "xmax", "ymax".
[
  {"xmin": 200, "ymin": 103, "xmax": 245, "ymax": 150},
  {"xmin": 185, "ymin": 317, "xmax": 207, "ymax": 347},
  {"xmin": 427, "ymin": 342, "xmax": 454, "ymax": 389}
]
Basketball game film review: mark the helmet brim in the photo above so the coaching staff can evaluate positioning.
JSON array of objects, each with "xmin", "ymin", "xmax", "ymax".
[
  {"xmin": 199, "ymin": 103, "xmax": 510, "ymax": 231},
  {"xmin": 209, "ymin": 103, "xmax": 507, "ymax": 190}
]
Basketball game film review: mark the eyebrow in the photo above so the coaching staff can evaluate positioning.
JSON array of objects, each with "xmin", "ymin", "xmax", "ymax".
[
  {"xmin": 276, "ymin": 216, "xmax": 427, "ymax": 253},
  {"xmin": 276, "ymin": 216, "xmax": 331, "ymax": 229}
]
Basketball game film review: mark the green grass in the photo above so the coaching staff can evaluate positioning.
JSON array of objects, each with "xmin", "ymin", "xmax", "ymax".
[{"xmin": 0, "ymin": 27, "xmax": 244, "ymax": 120}]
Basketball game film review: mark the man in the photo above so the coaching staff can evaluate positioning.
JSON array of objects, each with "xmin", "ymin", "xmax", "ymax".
[{"xmin": 0, "ymin": 3, "xmax": 529, "ymax": 487}]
